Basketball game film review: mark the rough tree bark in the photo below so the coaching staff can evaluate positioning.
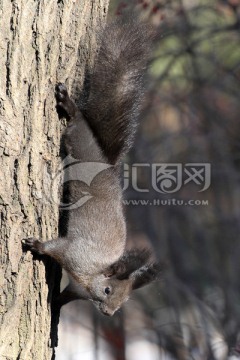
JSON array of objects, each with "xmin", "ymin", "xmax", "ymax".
[{"xmin": 0, "ymin": 1, "xmax": 109, "ymax": 359}]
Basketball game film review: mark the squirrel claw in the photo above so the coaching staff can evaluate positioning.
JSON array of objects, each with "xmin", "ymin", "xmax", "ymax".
[
  {"xmin": 22, "ymin": 238, "xmax": 44, "ymax": 254},
  {"xmin": 55, "ymin": 83, "xmax": 68, "ymax": 100},
  {"xmin": 55, "ymin": 83, "xmax": 76, "ymax": 118}
]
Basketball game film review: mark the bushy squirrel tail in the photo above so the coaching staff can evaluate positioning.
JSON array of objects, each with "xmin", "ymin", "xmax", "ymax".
[{"xmin": 83, "ymin": 17, "xmax": 153, "ymax": 164}]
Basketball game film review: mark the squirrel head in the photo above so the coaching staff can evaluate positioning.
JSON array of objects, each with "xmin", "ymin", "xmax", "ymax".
[{"xmin": 88, "ymin": 249, "xmax": 163, "ymax": 316}]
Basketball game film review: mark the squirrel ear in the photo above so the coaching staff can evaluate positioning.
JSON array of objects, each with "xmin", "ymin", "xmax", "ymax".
[
  {"xmin": 131, "ymin": 263, "xmax": 163, "ymax": 290},
  {"xmin": 105, "ymin": 248, "xmax": 152, "ymax": 280}
]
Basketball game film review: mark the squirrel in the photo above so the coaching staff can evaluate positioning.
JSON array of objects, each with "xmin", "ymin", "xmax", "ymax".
[{"xmin": 23, "ymin": 17, "xmax": 162, "ymax": 316}]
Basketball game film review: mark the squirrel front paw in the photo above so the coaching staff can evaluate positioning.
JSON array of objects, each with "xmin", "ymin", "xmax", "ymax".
[
  {"xmin": 55, "ymin": 83, "xmax": 76, "ymax": 118},
  {"xmin": 22, "ymin": 238, "xmax": 45, "ymax": 254}
]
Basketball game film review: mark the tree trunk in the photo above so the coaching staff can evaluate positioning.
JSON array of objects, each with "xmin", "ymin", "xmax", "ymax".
[{"xmin": 0, "ymin": 1, "xmax": 109, "ymax": 358}]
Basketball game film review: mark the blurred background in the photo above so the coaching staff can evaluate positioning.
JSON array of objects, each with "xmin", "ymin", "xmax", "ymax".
[{"xmin": 56, "ymin": 0, "xmax": 240, "ymax": 359}]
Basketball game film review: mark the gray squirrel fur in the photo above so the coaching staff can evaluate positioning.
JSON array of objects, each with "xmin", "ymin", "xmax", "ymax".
[{"xmin": 23, "ymin": 17, "xmax": 162, "ymax": 316}]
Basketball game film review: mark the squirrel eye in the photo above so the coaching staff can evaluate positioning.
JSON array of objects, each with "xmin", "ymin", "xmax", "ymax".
[{"xmin": 104, "ymin": 287, "xmax": 111, "ymax": 295}]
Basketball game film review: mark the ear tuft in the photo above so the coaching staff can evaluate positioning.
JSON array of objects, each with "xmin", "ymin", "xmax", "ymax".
[
  {"xmin": 105, "ymin": 248, "xmax": 152, "ymax": 280},
  {"xmin": 131, "ymin": 262, "xmax": 164, "ymax": 290}
]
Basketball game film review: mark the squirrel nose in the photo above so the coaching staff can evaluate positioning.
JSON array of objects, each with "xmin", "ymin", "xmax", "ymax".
[{"xmin": 102, "ymin": 309, "xmax": 114, "ymax": 316}]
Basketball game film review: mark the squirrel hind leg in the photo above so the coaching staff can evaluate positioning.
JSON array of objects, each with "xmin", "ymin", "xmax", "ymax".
[{"xmin": 55, "ymin": 83, "xmax": 77, "ymax": 119}]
